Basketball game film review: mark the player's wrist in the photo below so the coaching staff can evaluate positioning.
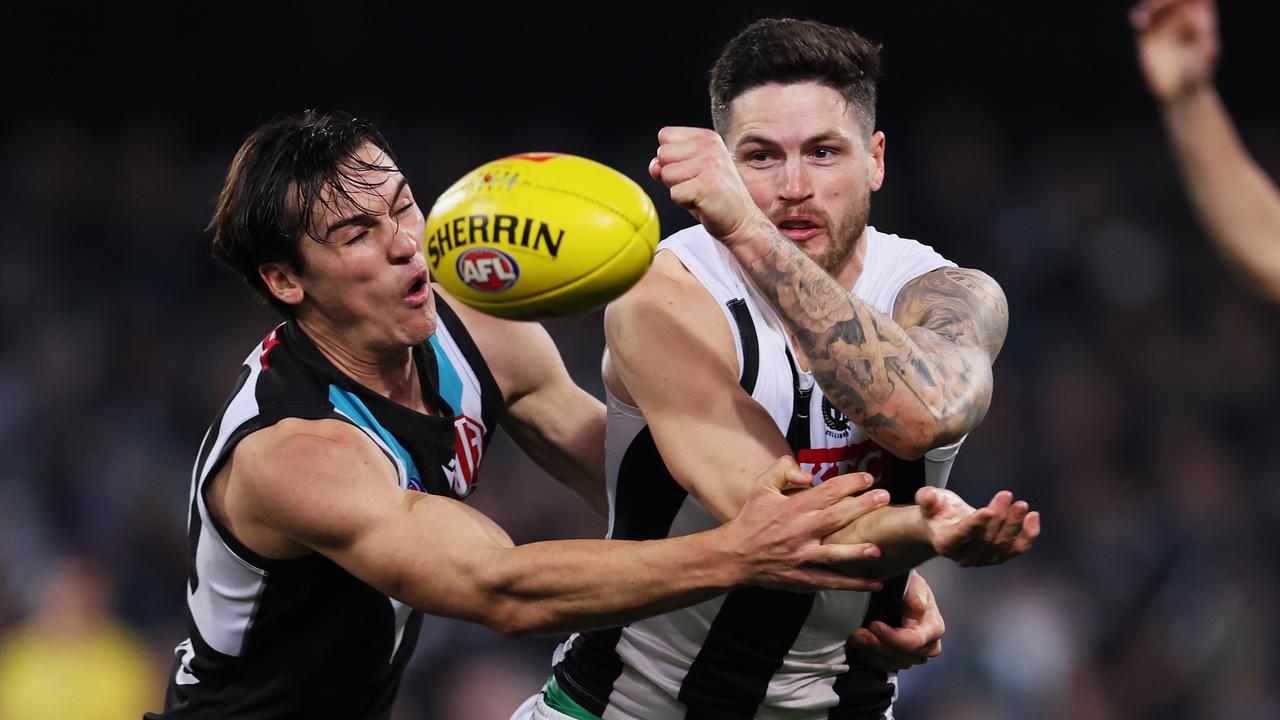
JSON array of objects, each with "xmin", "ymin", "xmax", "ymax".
[
  {"xmin": 720, "ymin": 214, "xmax": 780, "ymax": 270},
  {"xmin": 692, "ymin": 522, "xmax": 753, "ymax": 589},
  {"xmin": 1157, "ymin": 76, "xmax": 1217, "ymax": 109}
]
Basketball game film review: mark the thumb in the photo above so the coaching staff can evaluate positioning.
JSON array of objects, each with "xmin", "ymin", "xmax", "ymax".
[
  {"xmin": 915, "ymin": 486, "xmax": 944, "ymax": 518},
  {"xmin": 759, "ymin": 455, "xmax": 809, "ymax": 494}
]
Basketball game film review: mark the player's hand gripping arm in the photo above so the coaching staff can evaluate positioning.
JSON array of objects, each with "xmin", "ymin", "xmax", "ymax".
[
  {"xmin": 1132, "ymin": 0, "xmax": 1280, "ymax": 302},
  {"xmin": 219, "ymin": 420, "xmax": 886, "ymax": 638},
  {"xmin": 650, "ymin": 127, "xmax": 1008, "ymax": 460},
  {"xmin": 607, "ymin": 256, "xmax": 1036, "ymax": 579},
  {"xmin": 850, "ymin": 570, "xmax": 944, "ymax": 672}
]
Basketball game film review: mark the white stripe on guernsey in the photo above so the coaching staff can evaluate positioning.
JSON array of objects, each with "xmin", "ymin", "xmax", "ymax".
[
  {"xmin": 188, "ymin": 519, "xmax": 268, "ymax": 656},
  {"xmin": 188, "ymin": 348, "xmax": 268, "ymax": 658},
  {"xmin": 605, "ymin": 597, "xmax": 727, "ymax": 719}
]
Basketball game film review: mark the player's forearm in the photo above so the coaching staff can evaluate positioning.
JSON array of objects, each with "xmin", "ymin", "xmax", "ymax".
[
  {"xmin": 1162, "ymin": 86, "xmax": 1280, "ymax": 299},
  {"xmin": 824, "ymin": 505, "xmax": 935, "ymax": 579},
  {"xmin": 474, "ymin": 531, "xmax": 739, "ymax": 637},
  {"xmin": 727, "ymin": 222, "xmax": 976, "ymax": 458}
]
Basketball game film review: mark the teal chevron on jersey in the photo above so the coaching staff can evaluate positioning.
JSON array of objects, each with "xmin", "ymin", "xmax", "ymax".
[
  {"xmin": 429, "ymin": 334, "xmax": 464, "ymax": 415},
  {"xmin": 328, "ymin": 384, "xmax": 423, "ymax": 492}
]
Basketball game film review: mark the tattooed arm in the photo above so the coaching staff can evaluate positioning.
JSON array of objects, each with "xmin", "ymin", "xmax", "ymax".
[
  {"xmin": 737, "ymin": 229, "xmax": 1008, "ymax": 459},
  {"xmin": 649, "ymin": 125, "xmax": 1008, "ymax": 460}
]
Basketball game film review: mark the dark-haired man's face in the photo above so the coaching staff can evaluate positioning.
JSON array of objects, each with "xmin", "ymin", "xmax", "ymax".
[
  {"xmin": 284, "ymin": 143, "xmax": 435, "ymax": 352},
  {"xmin": 726, "ymin": 81, "xmax": 885, "ymax": 288}
]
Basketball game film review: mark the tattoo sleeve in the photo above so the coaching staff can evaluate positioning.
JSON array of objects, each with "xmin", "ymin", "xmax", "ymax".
[{"xmin": 734, "ymin": 232, "xmax": 1009, "ymax": 458}]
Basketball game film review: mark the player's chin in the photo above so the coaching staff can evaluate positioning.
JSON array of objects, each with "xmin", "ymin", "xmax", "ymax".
[{"xmin": 400, "ymin": 303, "xmax": 439, "ymax": 345}]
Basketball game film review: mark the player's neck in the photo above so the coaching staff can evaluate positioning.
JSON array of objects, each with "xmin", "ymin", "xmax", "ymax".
[
  {"xmin": 297, "ymin": 315, "xmax": 425, "ymax": 410},
  {"xmin": 828, "ymin": 228, "xmax": 869, "ymax": 291}
]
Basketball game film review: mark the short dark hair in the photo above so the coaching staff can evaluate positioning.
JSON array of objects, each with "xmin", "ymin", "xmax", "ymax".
[
  {"xmin": 209, "ymin": 110, "xmax": 399, "ymax": 315},
  {"xmin": 709, "ymin": 18, "xmax": 881, "ymax": 138}
]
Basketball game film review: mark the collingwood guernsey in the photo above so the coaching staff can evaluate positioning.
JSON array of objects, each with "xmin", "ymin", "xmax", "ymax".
[
  {"xmin": 550, "ymin": 226, "xmax": 962, "ymax": 720},
  {"xmin": 150, "ymin": 293, "xmax": 501, "ymax": 720}
]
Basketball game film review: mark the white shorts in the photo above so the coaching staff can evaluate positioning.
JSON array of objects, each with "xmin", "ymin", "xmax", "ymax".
[{"xmin": 509, "ymin": 691, "xmax": 581, "ymax": 720}]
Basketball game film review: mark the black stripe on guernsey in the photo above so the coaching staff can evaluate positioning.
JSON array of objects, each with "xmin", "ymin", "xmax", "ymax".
[
  {"xmin": 831, "ymin": 455, "xmax": 929, "ymax": 718},
  {"xmin": 676, "ymin": 351, "xmax": 818, "ymax": 719},
  {"xmin": 726, "ymin": 298, "xmax": 759, "ymax": 394},
  {"xmin": 434, "ymin": 292, "xmax": 505, "ymax": 433},
  {"xmin": 783, "ymin": 347, "xmax": 811, "ymax": 451},
  {"xmin": 554, "ymin": 428, "xmax": 690, "ymax": 717},
  {"xmin": 678, "ymin": 589, "xmax": 817, "ymax": 718}
]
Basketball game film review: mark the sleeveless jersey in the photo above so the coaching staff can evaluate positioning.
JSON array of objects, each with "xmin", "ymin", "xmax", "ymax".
[
  {"xmin": 551, "ymin": 226, "xmax": 961, "ymax": 720},
  {"xmin": 149, "ymin": 295, "xmax": 502, "ymax": 720}
]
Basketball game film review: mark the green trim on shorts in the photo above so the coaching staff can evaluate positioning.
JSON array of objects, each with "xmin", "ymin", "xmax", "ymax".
[{"xmin": 543, "ymin": 676, "xmax": 603, "ymax": 720}]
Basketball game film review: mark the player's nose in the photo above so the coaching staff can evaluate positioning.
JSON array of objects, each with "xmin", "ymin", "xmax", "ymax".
[
  {"xmin": 388, "ymin": 219, "xmax": 418, "ymax": 262},
  {"xmin": 778, "ymin": 158, "xmax": 814, "ymax": 202}
]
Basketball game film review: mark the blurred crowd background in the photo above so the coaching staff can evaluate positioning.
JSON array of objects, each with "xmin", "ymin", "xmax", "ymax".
[{"xmin": 2, "ymin": 2, "xmax": 1278, "ymax": 718}]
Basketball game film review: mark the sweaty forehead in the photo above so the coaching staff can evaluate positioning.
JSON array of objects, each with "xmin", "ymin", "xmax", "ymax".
[
  {"xmin": 306, "ymin": 145, "xmax": 405, "ymax": 226},
  {"xmin": 727, "ymin": 82, "xmax": 861, "ymax": 144}
]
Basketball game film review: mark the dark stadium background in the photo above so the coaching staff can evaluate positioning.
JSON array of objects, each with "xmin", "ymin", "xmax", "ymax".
[{"xmin": 2, "ymin": 2, "xmax": 1278, "ymax": 718}]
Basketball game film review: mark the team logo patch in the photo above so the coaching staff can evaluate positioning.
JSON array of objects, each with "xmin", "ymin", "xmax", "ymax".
[
  {"xmin": 448, "ymin": 415, "xmax": 485, "ymax": 496},
  {"xmin": 821, "ymin": 396, "xmax": 850, "ymax": 433},
  {"xmin": 456, "ymin": 247, "xmax": 520, "ymax": 292}
]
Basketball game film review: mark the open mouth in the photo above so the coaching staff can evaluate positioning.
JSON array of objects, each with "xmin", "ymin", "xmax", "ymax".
[
  {"xmin": 777, "ymin": 217, "xmax": 823, "ymax": 241},
  {"xmin": 404, "ymin": 269, "xmax": 429, "ymax": 301}
]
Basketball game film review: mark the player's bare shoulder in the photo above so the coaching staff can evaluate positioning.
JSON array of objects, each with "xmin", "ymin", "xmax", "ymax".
[
  {"xmin": 893, "ymin": 267, "xmax": 1009, "ymax": 362},
  {"xmin": 218, "ymin": 418, "xmax": 398, "ymax": 555},
  {"xmin": 604, "ymin": 250, "xmax": 741, "ymax": 401},
  {"xmin": 605, "ymin": 250, "xmax": 728, "ymax": 341}
]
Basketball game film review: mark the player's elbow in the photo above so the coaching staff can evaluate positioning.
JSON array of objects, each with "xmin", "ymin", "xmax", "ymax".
[
  {"xmin": 879, "ymin": 410, "xmax": 977, "ymax": 461},
  {"xmin": 481, "ymin": 602, "xmax": 544, "ymax": 638}
]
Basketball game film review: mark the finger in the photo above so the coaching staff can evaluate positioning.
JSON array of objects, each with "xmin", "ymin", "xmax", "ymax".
[
  {"xmin": 990, "ymin": 501, "xmax": 1030, "ymax": 554},
  {"xmin": 657, "ymin": 125, "xmax": 701, "ymax": 145},
  {"xmin": 648, "ymin": 157, "xmax": 663, "ymax": 182},
  {"xmin": 1130, "ymin": 0, "xmax": 1186, "ymax": 30},
  {"xmin": 793, "ymin": 471, "xmax": 874, "ymax": 514},
  {"xmin": 816, "ymin": 489, "xmax": 890, "ymax": 534},
  {"xmin": 755, "ymin": 456, "xmax": 807, "ymax": 496},
  {"xmin": 1009, "ymin": 511, "xmax": 1042, "ymax": 555},
  {"xmin": 784, "ymin": 568, "xmax": 884, "ymax": 593},
  {"xmin": 807, "ymin": 541, "xmax": 881, "ymax": 564},
  {"xmin": 980, "ymin": 492, "xmax": 1014, "ymax": 544},
  {"xmin": 982, "ymin": 507, "xmax": 1040, "ymax": 564},
  {"xmin": 813, "ymin": 472, "xmax": 876, "ymax": 505}
]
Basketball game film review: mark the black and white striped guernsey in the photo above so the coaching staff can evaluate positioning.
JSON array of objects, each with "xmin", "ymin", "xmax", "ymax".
[
  {"xmin": 149, "ymin": 294, "xmax": 501, "ymax": 720},
  {"xmin": 550, "ymin": 225, "xmax": 962, "ymax": 720}
]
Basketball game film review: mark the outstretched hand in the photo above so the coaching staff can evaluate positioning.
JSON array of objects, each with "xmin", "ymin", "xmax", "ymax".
[
  {"xmin": 1131, "ymin": 0, "xmax": 1220, "ymax": 103},
  {"xmin": 917, "ymin": 486, "xmax": 1040, "ymax": 567}
]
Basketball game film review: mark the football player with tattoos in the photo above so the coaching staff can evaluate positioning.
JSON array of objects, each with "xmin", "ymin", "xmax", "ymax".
[{"xmin": 518, "ymin": 18, "xmax": 1040, "ymax": 720}]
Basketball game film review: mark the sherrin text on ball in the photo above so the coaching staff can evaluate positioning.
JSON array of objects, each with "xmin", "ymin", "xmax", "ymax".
[{"xmin": 424, "ymin": 152, "xmax": 660, "ymax": 319}]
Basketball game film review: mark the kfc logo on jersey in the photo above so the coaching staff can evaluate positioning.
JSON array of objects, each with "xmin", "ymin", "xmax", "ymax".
[
  {"xmin": 456, "ymin": 248, "xmax": 519, "ymax": 292},
  {"xmin": 444, "ymin": 414, "xmax": 485, "ymax": 496},
  {"xmin": 797, "ymin": 439, "xmax": 892, "ymax": 485}
]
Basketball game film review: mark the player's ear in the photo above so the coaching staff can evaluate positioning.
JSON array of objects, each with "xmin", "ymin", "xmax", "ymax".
[
  {"xmin": 260, "ymin": 262, "xmax": 304, "ymax": 307},
  {"xmin": 868, "ymin": 131, "xmax": 886, "ymax": 192}
]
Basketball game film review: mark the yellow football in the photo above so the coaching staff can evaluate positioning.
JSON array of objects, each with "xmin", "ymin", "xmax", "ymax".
[{"xmin": 423, "ymin": 153, "xmax": 660, "ymax": 319}]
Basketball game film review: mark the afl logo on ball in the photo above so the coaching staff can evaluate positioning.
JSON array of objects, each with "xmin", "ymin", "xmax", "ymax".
[{"xmin": 456, "ymin": 248, "xmax": 520, "ymax": 292}]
